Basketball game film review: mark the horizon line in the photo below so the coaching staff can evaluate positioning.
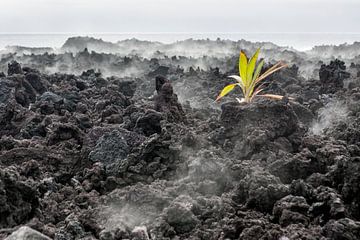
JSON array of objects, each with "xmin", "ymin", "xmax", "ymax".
[{"xmin": 1, "ymin": 32, "xmax": 360, "ymax": 35}]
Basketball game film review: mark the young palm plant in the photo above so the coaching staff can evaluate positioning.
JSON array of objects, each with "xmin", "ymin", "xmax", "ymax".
[{"xmin": 216, "ymin": 48, "xmax": 289, "ymax": 103}]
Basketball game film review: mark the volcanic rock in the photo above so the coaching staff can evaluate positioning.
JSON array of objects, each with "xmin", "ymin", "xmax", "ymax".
[
  {"xmin": 5, "ymin": 226, "xmax": 51, "ymax": 240},
  {"xmin": 319, "ymin": 59, "xmax": 350, "ymax": 94},
  {"xmin": 154, "ymin": 76, "xmax": 186, "ymax": 122},
  {"xmin": 7, "ymin": 60, "xmax": 23, "ymax": 75},
  {"xmin": 0, "ymin": 167, "xmax": 39, "ymax": 228}
]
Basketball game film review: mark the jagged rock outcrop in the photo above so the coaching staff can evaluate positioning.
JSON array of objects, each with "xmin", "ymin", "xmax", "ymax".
[
  {"xmin": 154, "ymin": 75, "xmax": 186, "ymax": 122},
  {"xmin": 7, "ymin": 60, "xmax": 23, "ymax": 75},
  {"xmin": 319, "ymin": 59, "xmax": 350, "ymax": 94}
]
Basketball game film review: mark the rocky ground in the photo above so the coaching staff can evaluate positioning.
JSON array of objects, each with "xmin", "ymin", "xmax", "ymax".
[{"xmin": 1, "ymin": 38, "xmax": 360, "ymax": 240}]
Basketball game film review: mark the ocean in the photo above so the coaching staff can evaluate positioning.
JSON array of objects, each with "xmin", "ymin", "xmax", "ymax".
[{"xmin": 0, "ymin": 32, "xmax": 360, "ymax": 51}]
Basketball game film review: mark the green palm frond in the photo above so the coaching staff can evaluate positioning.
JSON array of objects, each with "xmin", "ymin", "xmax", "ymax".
[{"xmin": 216, "ymin": 48, "xmax": 290, "ymax": 103}]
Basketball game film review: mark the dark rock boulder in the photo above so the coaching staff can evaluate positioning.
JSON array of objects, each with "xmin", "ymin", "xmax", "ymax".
[
  {"xmin": 7, "ymin": 60, "xmax": 23, "ymax": 75},
  {"xmin": 85, "ymin": 127, "xmax": 174, "ymax": 184},
  {"xmin": 0, "ymin": 80, "xmax": 18, "ymax": 137},
  {"xmin": 309, "ymin": 186, "xmax": 346, "ymax": 223},
  {"xmin": 238, "ymin": 225, "xmax": 265, "ymax": 240},
  {"xmin": 340, "ymin": 159, "xmax": 360, "ymax": 219},
  {"xmin": 7, "ymin": 74, "xmax": 37, "ymax": 107},
  {"xmin": 88, "ymin": 130, "xmax": 130, "ymax": 175},
  {"xmin": 328, "ymin": 116, "xmax": 360, "ymax": 145},
  {"xmin": 123, "ymin": 133, "xmax": 180, "ymax": 183},
  {"xmin": 47, "ymin": 123, "xmax": 84, "ymax": 147},
  {"xmin": 280, "ymin": 224, "xmax": 324, "ymax": 240},
  {"xmin": 322, "ymin": 218, "xmax": 360, "ymax": 240},
  {"xmin": 220, "ymin": 99, "xmax": 299, "ymax": 138},
  {"xmin": 37, "ymin": 92, "xmax": 63, "ymax": 104},
  {"xmin": 25, "ymin": 72, "xmax": 47, "ymax": 94},
  {"xmin": 35, "ymin": 92, "xmax": 64, "ymax": 115},
  {"xmin": 273, "ymin": 195, "xmax": 310, "ymax": 226},
  {"xmin": 97, "ymin": 87, "xmax": 132, "ymax": 110},
  {"xmin": 83, "ymin": 126, "xmax": 145, "ymax": 155},
  {"xmin": 54, "ymin": 215, "xmax": 88, "ymax": 240},
  {"xmin": 163, "ymin": 196, "xmax": 200, "ymax": 234},
  {"xmin": 135, "ymin": 110, "xmax": 163, "ymax": 136},
  {"xmin": 269, "ymin": 149, "xmax": 327, "ymax": 184},
  {"xmin": 116, "ymin": 80, "xmax": 137, "ymax": 98},
  {"xmin": 319, "ymin": 59, "xmax": 350, "ymax": 94},
  {"xmin": 20, "ymin": 114, "xmax": 47, "ymax": 139},
  {"xmin": 232, "ymin": 168, "xmax": 289, "ymax": 213},
  {"xmin": 217, "ymin": 99, "xmax": 303, "ymax": 159},
  {"xmin": 330, "ymin": 157, "xmax": 360, "ymax": 219},
  {"xmin": 0, "ymin": 167, "xmax": 39, "ymax": 228}
]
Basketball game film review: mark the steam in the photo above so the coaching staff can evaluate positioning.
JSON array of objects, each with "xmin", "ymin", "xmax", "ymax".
[
  {"xmin": 100, "ymin": 203, "xmax": 153, "ymax": 231},
  {"xmin": 44, "ymin": 62, "xmax": 146, "ymax": 78},
  {"xmin": 307, "ymin": 42, "xmax": 360, "ymax": 60},
  {"xmin": 298, "ymin": 62, "xmax": 322, "ymax": 79},
  {"xmin": 279, "ymin": 237, "xmax": 290, "ymax": 240},
  {"xmin": 3, "ymin": 36, "xmax": 359, "ymax": 83},
  {"xmin": 97, "ymin": 142, "xmax": 229, "ymax": 235},
  {"xmin": 310, "ymin": 100, "xmax": 349, "ymax": 135}
]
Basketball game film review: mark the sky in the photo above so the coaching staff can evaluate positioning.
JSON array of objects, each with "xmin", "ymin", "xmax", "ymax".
[{"xmin": 0, "ymin": 0, "xmax": 359, "ymax": 33}]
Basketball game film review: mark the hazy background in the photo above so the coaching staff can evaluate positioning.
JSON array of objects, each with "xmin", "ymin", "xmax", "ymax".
[{"xmin": 0, "ymin": 0, "xmax": 359, "ymax": 33}]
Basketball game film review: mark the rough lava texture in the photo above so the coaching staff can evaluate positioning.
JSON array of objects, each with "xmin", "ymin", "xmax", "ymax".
[
  {"xmin": 1, "ymin": 38, "xmax": 360, "ymax": 240},
  {"xmin": 319, "ymin": 59, "xmax": 350, "ymax": 94}
]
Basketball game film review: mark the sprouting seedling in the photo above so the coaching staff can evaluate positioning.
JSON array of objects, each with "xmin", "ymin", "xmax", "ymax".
[{"xmin": 216, "ymin": 48, "xmax": 289, "ymax": 103}]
